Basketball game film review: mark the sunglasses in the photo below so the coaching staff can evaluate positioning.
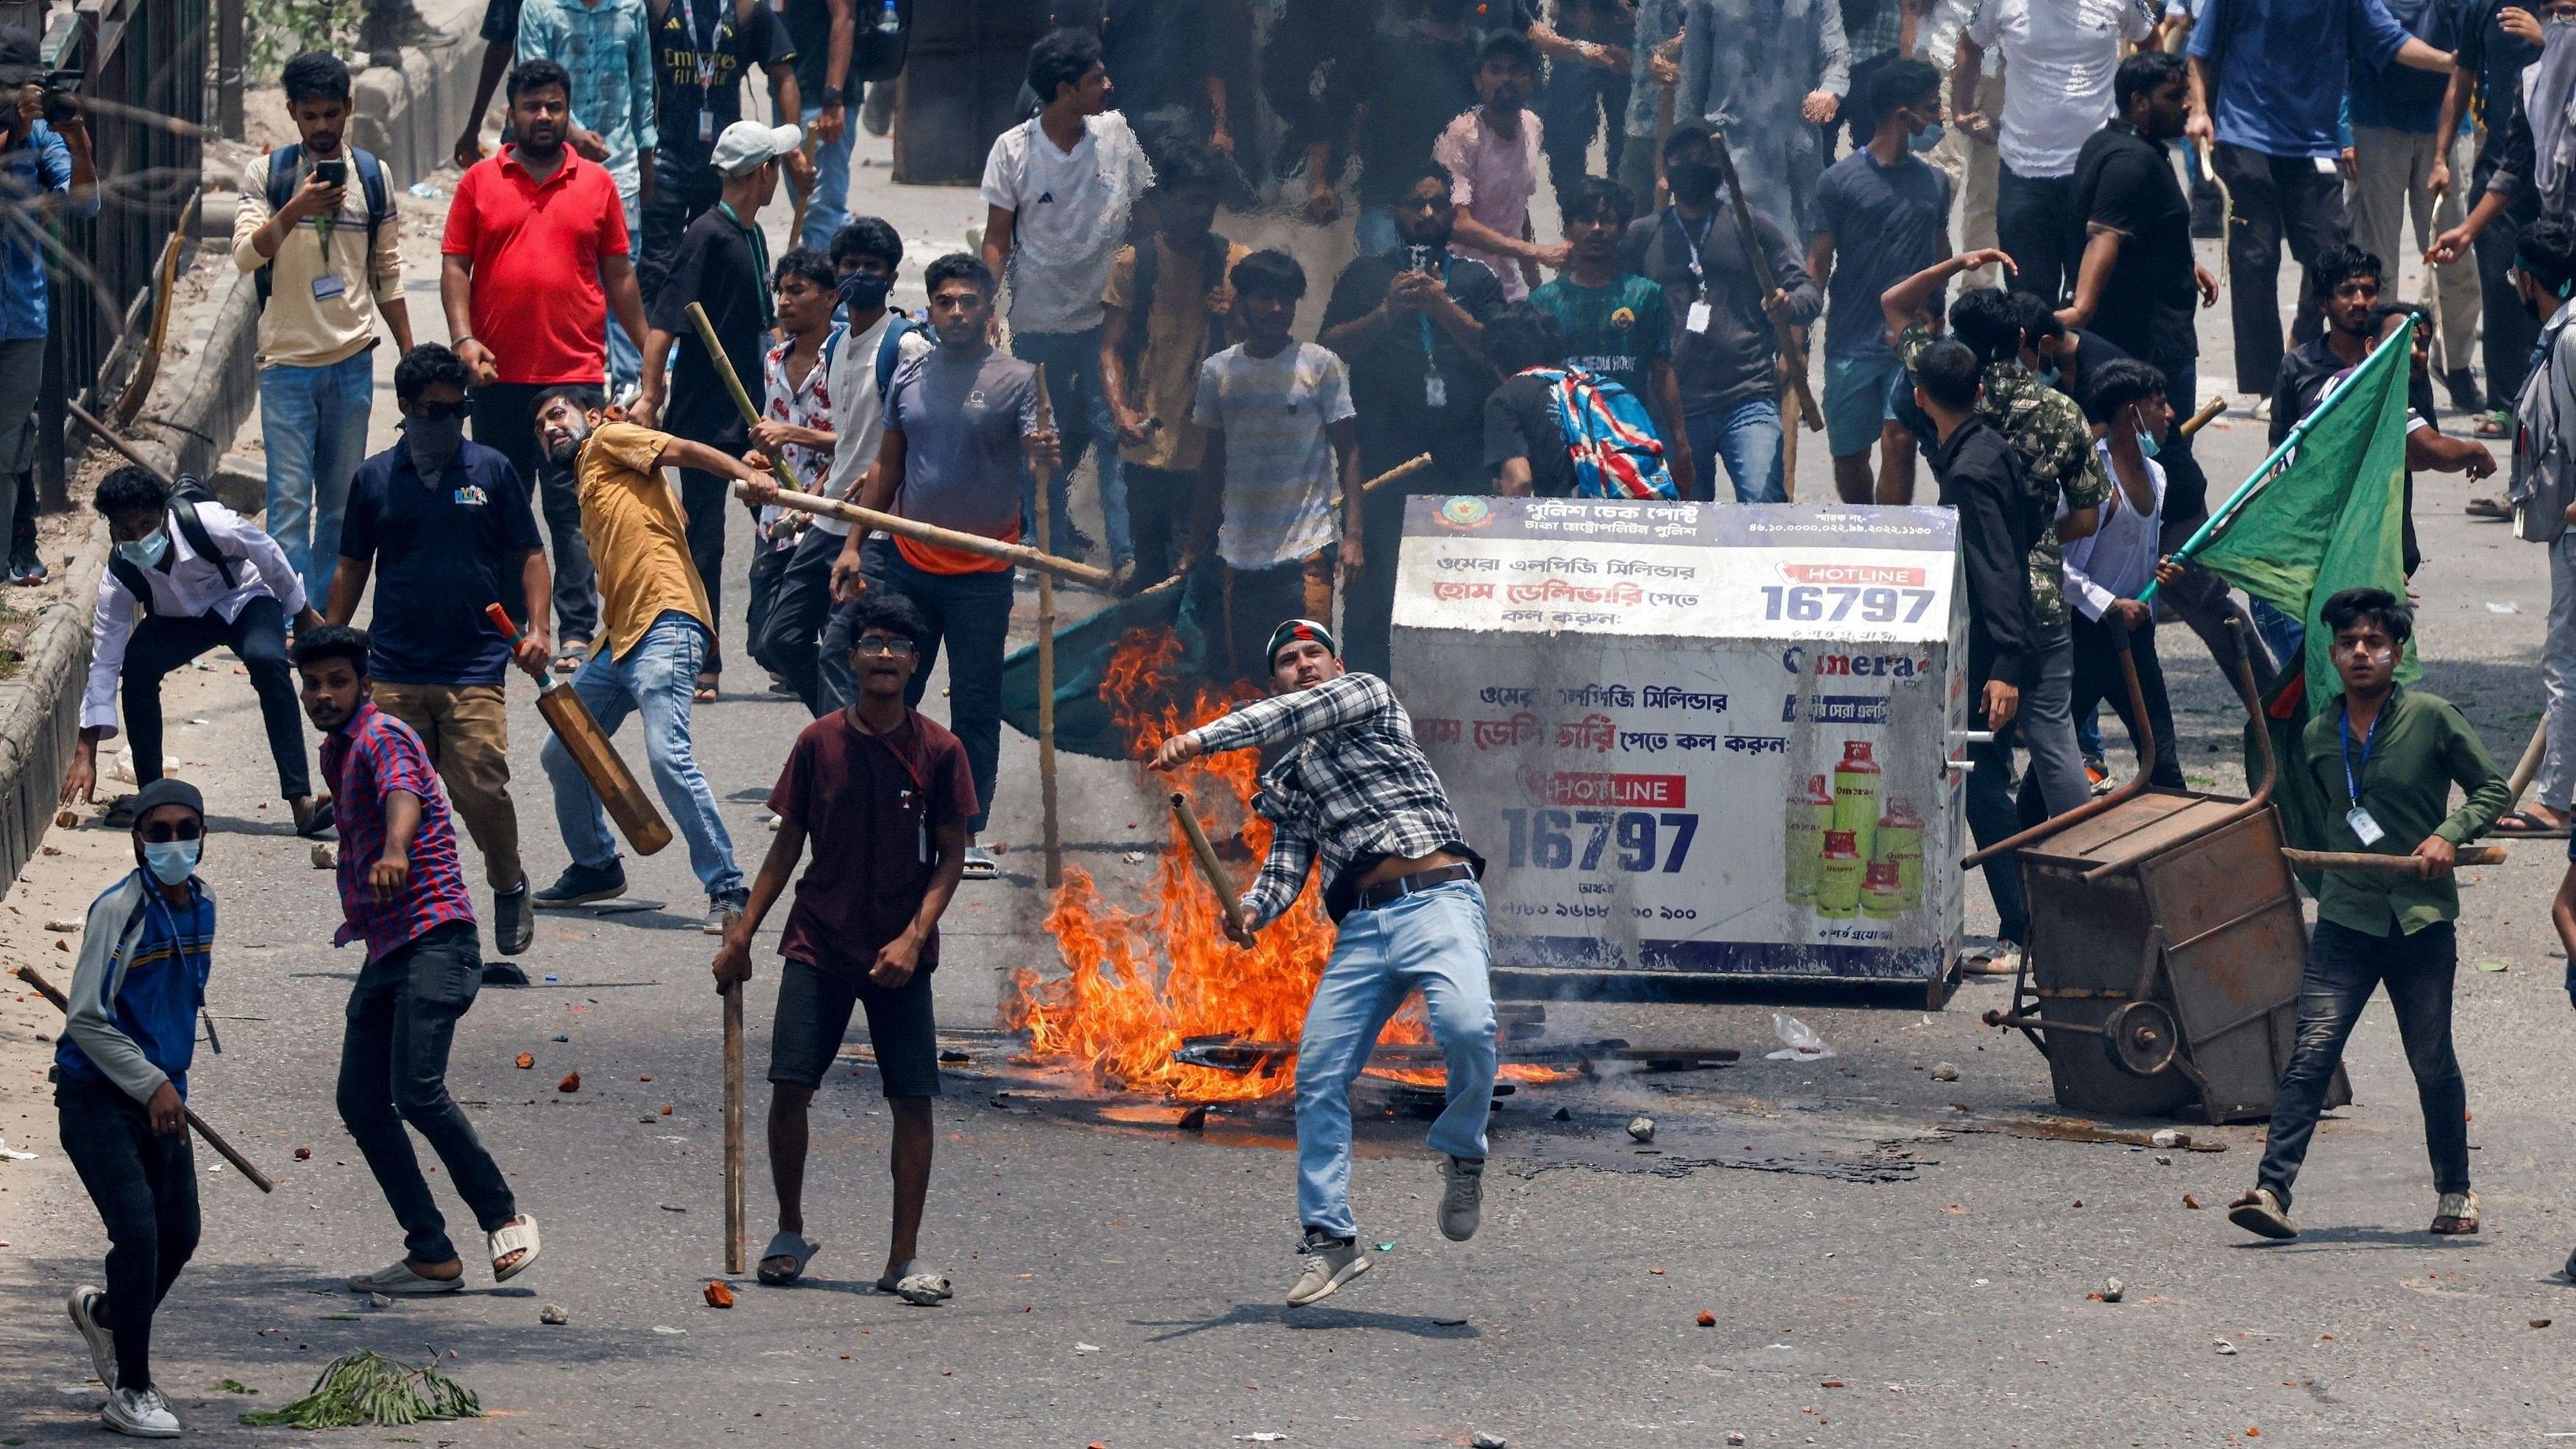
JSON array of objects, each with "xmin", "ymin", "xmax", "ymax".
[
  {"xmin": 139, "ymin": 819, "xmax": 203, "ymax": 843},
  {"xmin": 411, "ymin": 400, "xmax": 470, "ymax": 422},
  {"xmin": 850, "ymin": 637, "xmax": 919, "ymax": 656}
]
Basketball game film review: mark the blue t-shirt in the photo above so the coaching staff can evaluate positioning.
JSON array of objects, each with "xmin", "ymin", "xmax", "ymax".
[
  {"xmin": 2347, "ymin": 0, "xmax": 2464, "ymax": 132},
  {"xmin": 1, "ymin": 120, "xmax": 99, "ymax": 341},
  {"xmin": 2191, "ymin": 0, "xmax": 2410, "ymax": 159},
  {"xmin": 1811, "ymin": 148, "xmax": 1953, "ymax": 362},
  {"xmin": 54, "ymin": 877, "xmax": 214, "ymax": 1099},
  {"xmin": 340, "ymin": 436, "xmax": 545, "ymax": 686}
]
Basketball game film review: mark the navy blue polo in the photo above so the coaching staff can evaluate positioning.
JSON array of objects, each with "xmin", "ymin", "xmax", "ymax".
[{"xmin": 339, "ymin": 437, "xmax": 543, "ymax": 686}]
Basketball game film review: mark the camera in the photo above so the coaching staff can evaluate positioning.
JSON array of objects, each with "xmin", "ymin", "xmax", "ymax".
[{"xmin": 39, "ymin": 66, "xmax": 79, "ymax": 126}]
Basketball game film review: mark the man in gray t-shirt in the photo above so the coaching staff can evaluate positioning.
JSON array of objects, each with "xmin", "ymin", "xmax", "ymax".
[{"xmin": 823, "ymin": 255, "xmax": 1059, "ymax": 876}]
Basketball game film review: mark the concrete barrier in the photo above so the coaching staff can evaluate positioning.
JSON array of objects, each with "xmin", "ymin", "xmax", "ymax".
[{"xmin": 349, "ymin": 0, "xmax": 492, "ymax": 190}]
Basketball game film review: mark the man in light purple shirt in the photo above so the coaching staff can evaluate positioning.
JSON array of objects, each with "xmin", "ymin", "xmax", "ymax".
[{"xmin": 1434, "ymin": 30, "xmax": 1567, "ymax": 300}]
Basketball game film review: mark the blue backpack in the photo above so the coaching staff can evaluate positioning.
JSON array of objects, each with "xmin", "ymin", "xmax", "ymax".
[
  {"xmin": 255, "ymin": 144, "xmax": 392, "ymax": 308},
  {"xmin": 1524, "ymin": 367, "xmax": 1676, "ymax": 500}
]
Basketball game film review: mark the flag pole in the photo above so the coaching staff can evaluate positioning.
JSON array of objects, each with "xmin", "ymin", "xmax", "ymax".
[{"xmin": 2136, "ymin": 319, "xmax": 2415, "ymax": 605}]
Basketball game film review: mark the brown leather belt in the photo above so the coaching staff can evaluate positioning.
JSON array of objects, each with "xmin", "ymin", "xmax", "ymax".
[{"xmin": 1352, "ymin": 862, "xmax": 1476, "ymax": 911}]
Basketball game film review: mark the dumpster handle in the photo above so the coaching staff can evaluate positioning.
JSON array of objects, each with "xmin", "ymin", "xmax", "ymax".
[
  {"xmin": 2076, "ymin": 621, "xmax": 2276, "ymax": 882},
  {"xmin": 1959, "ymin": 623, "xmax": 2159, "ymax": 868}
]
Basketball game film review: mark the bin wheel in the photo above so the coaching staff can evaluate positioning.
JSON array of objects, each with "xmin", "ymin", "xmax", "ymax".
[{"xmin": 2103, "ymin": 999, "xmax": 2182, "ymax": 1079}]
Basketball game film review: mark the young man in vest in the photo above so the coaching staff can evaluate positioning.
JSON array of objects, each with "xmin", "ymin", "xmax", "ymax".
[
  {"xmin": 232, "ymin": 49, "xmax": 411, "ymax": 605},
  {"xmin": 1149, "ymin": 619, "xmax": 1496, "ymax": 1308},
  {"xmin": 62, "ymin": 468, "xmax": 330, "ymax": 835}
]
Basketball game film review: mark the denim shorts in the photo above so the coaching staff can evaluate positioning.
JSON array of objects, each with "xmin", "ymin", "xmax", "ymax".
[
  {"xmin": 768, "ymin": 957, "xmax": 941, "ymax": 1098},
  {"xmin": 1822, "ymin": 352, "xmax": 1906, "ymax": 457}
]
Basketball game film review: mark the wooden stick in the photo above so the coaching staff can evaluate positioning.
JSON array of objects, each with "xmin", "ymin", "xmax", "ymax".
[
  {"xmin": 1170, "ymin": 791, "xmax": 1250, "ymax": 941},
  {"xmin": 65, "ymin": 398, "xmax": 173, "ymax": 485},
  {"xmin": 1357, "ymin": 453, "xmax": 1437, "ymax": 495},
  {"xmin": 721, "ymin": 979, "xmax": 745, "ymax": 1276},
  {"xmin": 1033, "ymin": 369, "xmax": 1063, "ymax": 890},
  {"xmin": 2179, "ymin": 395, "xmax": 2227, "ymax": 438},
  {"xmin": 1780, "ymin": 378, "xmax": 1802, "ymax": 500},
  {"xmin": 2282, "ymin": 845, "xmax": 2506, "ymax": 876},
  {"xmin": 1708, "ymin": 129, "xmax": 1822, "ymax": 430},
  {"xmin": 2506, "ymin": 718, "xmax": 2549, "ymax": 806},
  {"xmin": 13, "ymin": 966, "xmax": 275, "ymax": 1192}
]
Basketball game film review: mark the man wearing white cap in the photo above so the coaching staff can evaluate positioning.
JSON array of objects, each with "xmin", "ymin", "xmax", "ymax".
[{"xmin": 637, "ymin": 119, "xmax": 802, "ymax": 698}]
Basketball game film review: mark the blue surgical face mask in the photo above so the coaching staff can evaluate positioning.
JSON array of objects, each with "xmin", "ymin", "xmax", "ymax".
[
  {"xmin": 838, "ymin": 270, "xmax": 894, "ymax": 312},
  {"xmin": 141, "ymin": 838, "xmax": 199, "ymax": 886},
  {"xmin": 116, "ymin": 529, "xmax": 170, "ymax": 570},
  {"xmin": 1910, "ymin": 121, "xmax": 1945, "ymax": 153},
  {"xmin": 2137, "ymin": 428, "xmax": 2162, "ymax": 459},
  {"xmin": 2034, "ymin": 364, "xmax": 2062, "ymax": 388}
]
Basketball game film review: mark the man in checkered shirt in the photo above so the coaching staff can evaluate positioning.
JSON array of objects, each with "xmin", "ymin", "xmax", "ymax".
[{"xmin": 1152, "ymin": 617, "xmax": 1495, "ymax": 1308}]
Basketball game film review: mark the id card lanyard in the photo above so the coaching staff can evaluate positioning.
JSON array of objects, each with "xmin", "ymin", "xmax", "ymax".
[
  {"xmin": 679, "ymin": 0, "xmax": 733, "ymax": 143},
  {"xmin": 1669, "ymin": 207, "xmax": 1715, "ymax": 335},
  {"xmin": 1406, "ymin": 245, "xmax": 1454, "ymax": 408},
  {"xmin": 2339, "ymin": 704, "xmax": 2385, "ymax": 846}
]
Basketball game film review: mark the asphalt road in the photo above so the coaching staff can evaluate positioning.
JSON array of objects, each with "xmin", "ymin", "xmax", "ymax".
[{"xmin": 4, "ymin": 121, "xmax": 2576, "ymax": 1448}]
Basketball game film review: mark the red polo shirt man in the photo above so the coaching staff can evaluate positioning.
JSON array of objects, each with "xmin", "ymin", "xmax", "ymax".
[{"xmin": 440, "ymin": 57, "xmax": 651, "ymax": 511}]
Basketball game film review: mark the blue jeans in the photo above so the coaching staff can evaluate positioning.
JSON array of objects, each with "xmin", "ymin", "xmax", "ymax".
[
  {"xmin": 2252, "ymin": 598, "xmax": 2307, "ymax": 680},
  {"xmin": 1008, "ymin": 327, "xmax": 1124, "ymax": 565},
  {"xmin": 1687, "ymin": 399, "xmax": 1786, "ymax": 503},
  {"xmin": 2255, "ymin": 918, "xmax": 2468, "ymax": 1211},
  {"xmin": 852, "ymin": 536, "xmax": 1012, "ymax": 832},
  {"xmin": 606, "ymin": 186, "xmax": 643, "ymax": 394},
  {"xmin": 539, "ymin": 612, "xmax": 743, "ymax": 898},
  {"xmin": 259, "ymin": 350, "xmax": 374, "ymax": 603},
  {"xmin": 793, "ymin": 103, "xmax": 855, "ymax": 252},
  {"xmin": 1295, "ymin": 879, "xmax": 1498, "ymax": 1240}
]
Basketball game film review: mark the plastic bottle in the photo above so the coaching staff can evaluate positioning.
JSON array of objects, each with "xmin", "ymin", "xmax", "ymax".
[
  {"xmin": 877, "ymin": 0, "xmax": 902, "ymax": 35},
  {"xmin": 1861, "ymin": 860, "xmax": 1905, "ymax": 919},
  {"xmin": 1832, "ymin": 740, "xmax": 1881, "ymax": 865},
  {"xmin": 1875, "ymin": 796, "xmax": 1925, "ymax": 910},
  {"xmin": 1784, "ymin": 773, "xmax": 1833, "ymax": 906},
  {"xmin": 1815, "ymin": 829, "xmax": 1863, "ymax": 918}
]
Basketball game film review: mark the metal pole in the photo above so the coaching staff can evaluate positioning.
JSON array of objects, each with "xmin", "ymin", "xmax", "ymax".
[{"xmin": 216, "ymin": 0, "xmax": 244, "ymax": 141}]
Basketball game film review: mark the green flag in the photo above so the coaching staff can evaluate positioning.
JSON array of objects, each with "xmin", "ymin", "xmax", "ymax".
[
  {"xmin": 2182, "ymin": 325, "xmax": 2418, "ymax": 706},
  {"xmin": 999, "ymin": 573, "xmax": 1232, "ymax": 761}
]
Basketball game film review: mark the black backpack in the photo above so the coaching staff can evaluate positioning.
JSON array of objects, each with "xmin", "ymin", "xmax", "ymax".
[
  {"xmin": 253, "ymin": 144, "xmax": 393, "ymax": 308},
  {"xmin": 107, "ymin": 478, "xmax": 237, "ymax": 618}
]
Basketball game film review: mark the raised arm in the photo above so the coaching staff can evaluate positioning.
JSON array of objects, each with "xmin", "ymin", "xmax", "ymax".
[{"xmin": 1192, "ymin": 671, "xmax": 1398, "ymax": 753}]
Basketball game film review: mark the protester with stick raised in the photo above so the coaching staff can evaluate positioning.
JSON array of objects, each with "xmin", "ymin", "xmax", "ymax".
[
  {"xmin": 55, "ymin": 778, "xmax": 217, "ymax": 1438},
  {"xmin": 1148, "ymin": 618, "xmax": 1494, "ymax": 1308}
]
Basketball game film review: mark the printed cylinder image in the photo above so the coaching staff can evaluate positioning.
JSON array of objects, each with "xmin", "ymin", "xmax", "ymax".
[
  {"xmin": 1833, "ymin": 740, "xmax": 1881, "ymax": 866},
  {"xmin": 1861, "ymin": 860, "xmax": 1905, "ymax": 919},
  {"xmin": 1785, "ymin": 773, "xmax": 1834, "ymax": 906},
  {"xmin": 1877, "ymin": 796, "xmax": 1925, "ymax": 910},
  {"xmin": 1816, "ymin": 829, "xmax": 1863, "ymax": 918}
]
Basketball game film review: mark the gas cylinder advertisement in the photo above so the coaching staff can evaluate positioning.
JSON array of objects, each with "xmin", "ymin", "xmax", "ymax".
[{"xmin": 1388, "ymin": 497, "xmax": 1969, "ymax": 983}]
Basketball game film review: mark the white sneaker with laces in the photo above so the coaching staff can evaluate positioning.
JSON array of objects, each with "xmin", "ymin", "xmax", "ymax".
[
  {"xmin": 102, "ymin": 1385, "xmax": 180, "ymax": 1438},
  {"xmin": 67, "ymin": 1283, "xmax": 116, "ymax": 1389},
  {"xmin": 1286, "ymin": 1234, "xmax": 1369, "ymax": 1306}
]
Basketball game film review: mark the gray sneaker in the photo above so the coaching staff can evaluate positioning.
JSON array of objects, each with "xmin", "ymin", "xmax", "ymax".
[
  {"xmin": 1438, "ymin": 1155, "xmax": 1484, "ymax": 1241},
  {"xmin": 67, "ymin": 1283, "xmax": 115, "ymax": 1389},
  {"xmin": 1286, "ymin": 1231, "xmax": 1369, "ymax": 1307},
  {"xmin": 704, "ymin": 890, "xmax": 749, "ymax": 936}
]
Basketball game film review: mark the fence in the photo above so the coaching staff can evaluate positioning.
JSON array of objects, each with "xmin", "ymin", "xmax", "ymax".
[{"xmin": 29, "ymin": 0, "xmax": 208, "ymax": 511}]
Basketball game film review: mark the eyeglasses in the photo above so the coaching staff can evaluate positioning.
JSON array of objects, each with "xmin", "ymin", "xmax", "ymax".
[
  {"xmin": 411, "ymin": 400, "xmax": 469, "ymax": 422},
  {"xmin": 139, "ymin": 820, "xmax": 203, "ymax": 843},
  {"xmin": 850, "ymin": 637, "xmax": 919, "ymax": 656}
]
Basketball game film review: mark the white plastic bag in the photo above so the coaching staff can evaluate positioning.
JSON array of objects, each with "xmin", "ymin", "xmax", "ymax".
[{"xmin": 1765, "ymin": 1011, "xmax": 1836, "ymax": 1060}]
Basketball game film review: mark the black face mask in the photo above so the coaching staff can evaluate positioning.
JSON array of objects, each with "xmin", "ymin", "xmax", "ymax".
[
  {"xmin": 1666, "ymin": 161, "xmax": 1721, "ymax": 206},
  {"xmin": 403, "ymin": 413, "xmax": 465, "ymax": 475}
]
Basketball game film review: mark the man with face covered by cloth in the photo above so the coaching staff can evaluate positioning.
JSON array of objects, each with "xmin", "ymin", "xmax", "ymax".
[{"xmin": 1149, "ymin": 619, "xmax": 1496, "ymax": 1308}]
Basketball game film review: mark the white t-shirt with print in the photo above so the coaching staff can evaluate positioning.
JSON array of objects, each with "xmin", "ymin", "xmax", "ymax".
[
  {"xmin": 1965, "ymin": 0, "xmax": 2155, "ymax": 177},
  {"xmin": 979, "ymin": 113, "xmax": 1155, "ymax": 336},
  {"xmin": 1192, "ymin": 341, "xmax": 1356, "ymax": 571}
]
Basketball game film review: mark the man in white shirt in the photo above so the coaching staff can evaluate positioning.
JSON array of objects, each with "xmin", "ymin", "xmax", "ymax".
[
  {"xmin": 2054, "ymin": 358, "xmax": 2186, "ymax": 798},
  {"xmin": 1952, "ymin": 0, "xmax": 2156, "ymax": 305},
  {"xmin": 978, "ymin": 27, "xmax": 1154, "ymax": 570},
  {"xmin": 760, "ymin": 218, "xmax": 934, "ymax": 715},
  {"xmin": 60, "ymin": 467, "xmax": 331, "ymax": 832}
]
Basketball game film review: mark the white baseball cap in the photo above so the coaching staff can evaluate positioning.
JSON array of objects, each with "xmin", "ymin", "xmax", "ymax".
[{"xmin": 711, "ymin": 121, "xmax": 803, "ymax": 177}]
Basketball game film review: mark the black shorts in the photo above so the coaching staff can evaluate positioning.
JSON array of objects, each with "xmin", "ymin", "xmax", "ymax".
[{"xmin": 767, "ymin": 957, "xmax": 941, "ymax": 1098}]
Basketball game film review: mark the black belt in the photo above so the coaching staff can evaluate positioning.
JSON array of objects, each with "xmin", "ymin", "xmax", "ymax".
[{"xmin": 1352, "ymin": 862, "xmax": 1476, "ymax": 912}]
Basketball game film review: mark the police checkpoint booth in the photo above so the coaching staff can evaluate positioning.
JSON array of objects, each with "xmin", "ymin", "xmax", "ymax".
[{"xmin": 1389, "ymin": 497, "xmax": 1972, "ymax": 999}]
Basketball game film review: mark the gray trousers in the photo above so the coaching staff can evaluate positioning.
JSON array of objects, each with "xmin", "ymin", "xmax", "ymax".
[
  {"xmin": 2017, "ymin": 612, "xmax": 2093, "ymax": 820},
  {"xmin": 0, "ymin": 337, "xmax": 43, "ymax": 555},
  {"xmin": 2346, "ymin": 126, "xmax": 2480, "ymax": 376}
]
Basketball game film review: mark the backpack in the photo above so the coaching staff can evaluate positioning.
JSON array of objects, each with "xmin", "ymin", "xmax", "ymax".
[
  {"xmin": 1117, "ymin": 232, "xmax": 1233, "ymax": 375},
  {"xmin": 107, "ymin": 478, "xmax": 237, "ymax": 618},
  {"xmin": 2512, "ymin": 313, "xmax": 2576, "ymax": 544},
  {"xmin": 1526, "ymin": 368, "xmax": 1677, "ymax": 500},
  {"xmin": 873, "ymin": 313, "xmax": 919, "ymax": 401},
  {"xmin": 255, "ymin": 144, "xmax": 392, "ymax": 308}
]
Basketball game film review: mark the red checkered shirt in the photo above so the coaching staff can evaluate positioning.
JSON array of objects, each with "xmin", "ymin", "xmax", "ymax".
[{"xmin": 322, "ymin": 700, "xmax": 475, "ymax": 960}]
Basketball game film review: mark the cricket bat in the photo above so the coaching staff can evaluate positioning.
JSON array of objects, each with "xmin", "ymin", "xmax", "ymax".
[{"xmin": 486, "ymin": 605, "xmax": 673, "ymax": 857}]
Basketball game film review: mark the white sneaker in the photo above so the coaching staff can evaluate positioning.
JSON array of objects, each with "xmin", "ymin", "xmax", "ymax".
[
  {"xmin": 1285, "ymin": 1233, "xmax": 1370, "ymax": 1306},
  {"xmin": 1438, "ymin": 1155, "xmax": 1485, "ymax": 1241},
  {"xmin": 102, "ymin": 1385, "xmax": 180, "ymax": 1438},
  {"xmin": 67, "ymin": 1283, "xmax": 116, "ymax": 1389}
]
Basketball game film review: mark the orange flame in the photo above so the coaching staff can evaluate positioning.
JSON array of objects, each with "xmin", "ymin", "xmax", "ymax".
[{"xmin": 1005, "ymin": 628, "xmax": 1455, "ymax": 1101}]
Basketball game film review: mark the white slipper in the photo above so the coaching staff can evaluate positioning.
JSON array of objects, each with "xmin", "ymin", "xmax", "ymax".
[
  {"xmin": 345, "ymin": 1260, "xmax": 465, "ymax": 1294},
  {"xmin": 489, "ymin": 1215, "xmax": 542, "ymax": 1283}
]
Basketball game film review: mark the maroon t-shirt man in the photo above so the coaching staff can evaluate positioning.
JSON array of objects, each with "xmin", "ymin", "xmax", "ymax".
[{"xmin": 767, "ymin": 707, "xmax": 978, "ymax": 978}]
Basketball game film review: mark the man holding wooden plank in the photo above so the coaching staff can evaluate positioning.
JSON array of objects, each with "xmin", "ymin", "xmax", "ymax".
[
  {"xmin": 1148, "ymin": 620, "xmax": 1496, "ymax": 1308},
  {"xmin": 825, "ymin": 254, "xmax": 1060, "ymax": 881},
  {"xmin": 526, "ymin": 386, "xmax": 759, "ymax": 932}
]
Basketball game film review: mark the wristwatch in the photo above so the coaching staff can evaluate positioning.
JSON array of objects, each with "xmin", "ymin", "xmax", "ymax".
[{"xmin": 818, "ymin": 85, "xmax": 846, "ymax": 107}]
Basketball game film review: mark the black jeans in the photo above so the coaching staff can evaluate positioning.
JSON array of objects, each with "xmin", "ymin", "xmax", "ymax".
[
  {"xmin": 640, "ymin": 157, "xmax": 724, "ymax": 307},
  {"xmin": 337, "ymin": 920, "xmax": 518, "ymax": 1265},
  {"xmin": 2472, "ymin": 149, "xmax": 2541, "ymax": 405},
  {"xmin": 2063, "ymin": 609, "xmax": 2185, "ymax": 789},
  {"xmin": 753, "ymin": 523, "xmax": 843, "ymax": 716},
  {"xmin": 536, "ymin": 458, "xmax": 600, "ymax": 647},
  {"xmin": 1997, "ymin": 163, "xmax": 2079, "ymax": 305},
  {"xmin": 1961, "ymin": 706, "xmax": 2028, "ymax": 944},
  {"xmin": 57, "ymin": 1075, "xmax": 199, "ymax": 1391},
  {"xmin": 677, "ymin": 468, "xmax": 737, "ymax": 677},
  {"xmin": 2214, "ymin": 142, "xmax": 2349, "ymax": 393},
  {"xmin": 2256, "ymin": 918, "xmax": 2469, "ymax": 1211},
  {"xmin": 123, "ymin": 593, "xmax": 309, "ymax": 799},
  {"xmin": 467, "ymin": 382, "xmax": 551, "ymax": 522},
  {"xmin": 746, "ymin": 533, "xmax": 794, "ymax": 677},
  {"xmin": 1122, "ymin": 463, "xmax": 1197, "ymax": 594}
]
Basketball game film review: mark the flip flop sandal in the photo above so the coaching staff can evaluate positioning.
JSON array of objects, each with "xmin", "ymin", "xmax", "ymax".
[
  {"xmin": 2464, "ymin": 497, "xmax": 2511, "ymax": 520},
  {"xmin": 488, "ymin": 1214, "xmax": 542, "ymax": 1282},
  {"xmin": 553, "ymin": 642, "xmax": 591, "ymax": 673},
  {"xmin": 2490, "ymin": 809, "xmax": 2570, "ymax": 837},
  {"xmin": 874, "ymin": 1260, "xmax": 952, "ymax": 1305},
  {"xmin": 294, "ymin": 796, "xmax": 336, "ymax": 840},
  {"xmin": 757, "ymin": 1232, "xmax": 821, "ymax": 1286},
  {"xmin": 2475, "ymin": 409, "xmax": 2513, "ymax": 438},
  {"xmin": 102, "ymin": 796, "xmax": 139, "ymax": 829},
  {"xmin": 960, "ymin": 846, "xmax": 1000, "ymax": 880},
  {"xmin": 2431, "ymin": 1191, "xmax": 2480, "ymax": 1235},
  {"xmin": 346, "ymin": 1260, "xmax": 466, "ymax": 1294}
]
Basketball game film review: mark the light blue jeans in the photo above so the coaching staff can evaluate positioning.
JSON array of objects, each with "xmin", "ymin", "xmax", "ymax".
[
  {"xmin": 539, "ymin": 611, "xmax": 743, "ymax": 899},
  {"xmin": 1295, "ymin": 879, "xmax": 1497, "ymax": 1240},
  {"xmin": 1687, "ymin": 398, "xmax": 1786, "ymax": 503},
  {"xmin": 1008, "ymin": 327, "xmax": 1127, "ymax": 566},
  {"xmin": 794, "ymin": 103, "xmax": 855, "ymax": 252},
  {"xmin": 258, "ymin": 350, "xmax": 375, "ymax": 603},
  {"xmin": 606, "ymin": 186, "xmax": 643, "ymax": 395}
]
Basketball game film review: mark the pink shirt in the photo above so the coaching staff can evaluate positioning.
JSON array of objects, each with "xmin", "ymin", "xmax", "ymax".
[{"xmin": 1432, "ymin": 106, "xmax": 1546, "ymax": 302}]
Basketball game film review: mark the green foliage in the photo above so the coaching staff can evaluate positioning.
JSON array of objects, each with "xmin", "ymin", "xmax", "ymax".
[
  {"xmin": 244, "ymin": 0, "xmax": 363, "ymax": 80},
  {"xmin": 238, "ymin": 1350, "xmax": 481, "ymax": 1431}
]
